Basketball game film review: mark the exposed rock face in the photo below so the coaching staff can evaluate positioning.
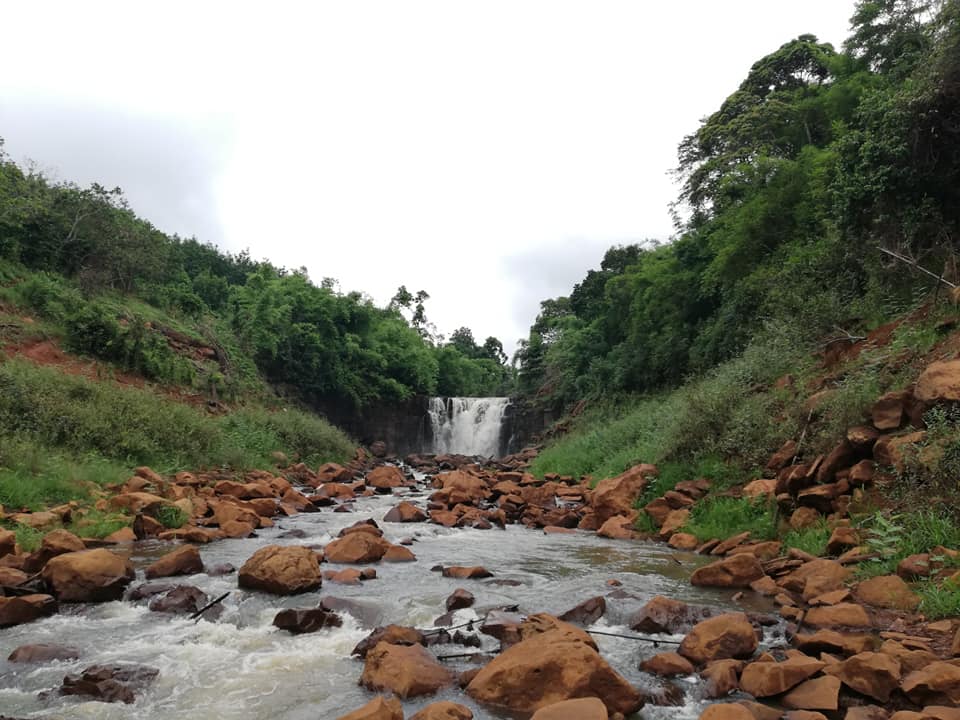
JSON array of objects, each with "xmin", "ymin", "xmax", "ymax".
[
  {"xmin": 273, "ymin": 607, "xmax": 342, "ymax": 634},
  {"xmin": 360, "ymin": 642, "xmax": 454, "ymax": 698},
  {"xmin": 690, "ymin": 554, "xmax": 765, "ymax": 588},
  {"xmin": 466, "ymin": 614, "xmax": 645, "ymax": 715},
  {"xmin": 335, "ymin": 696, "xmax": 404, "ymax": 720},
  {"xmin": 60, "ymin": 664, "xmax": 159, "ymax": 704},
  {"xmin": 144, "ymin": 545, "xmax": 203, "ymax": 579},
  {"xmin": 678, "ymin": 613, "xmax": 758, "ymax": 665},
  {"xmin": 41, "ymin": 549, "xmax": 135, "ymax": 602},
  {"xmin": 324, "ymin": 533, "xmax": 391, "ymax": 564},
  {"xmin": 591, "ymin": 464, "xmax": 657, "ymax": 524},
  {"xmin": 237, "ymin": 545, "xmax": 321, "ymax": 595}
]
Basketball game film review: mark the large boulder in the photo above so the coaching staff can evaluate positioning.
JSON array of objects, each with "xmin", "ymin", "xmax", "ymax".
[
  {"xmin": 383, "ymin": 501, "xmax": 427, "ymax": 523},
  {"xmin": 148, "ymin": 585, "xmax": 207, "ymax": 614},
  {"xmin": 145, "ymin": 545, "xmax": 203, "ymax": 579},
  {"xmin": 335, "ymin": 696, "xmax": 403, "ymax": 720},
  {"xmin": 678, "ymin": 613, "xmax": 758, "ymax": 665},
  {"xmin": 824, "ymin": 652, "xmax": 901, "ymax": 703},
  {"xmin": 631, "ymin": 595, "xmax": 717, "ymax": 634},
  {"xmin": 915, "ymin": 361, "xmax": 960, "ymax": 404},
  {"xmin": 237, "ymin": 545, "xmax": 321, "ymax": 595},
  {"xmin": 41, "ymin": 549, "xmax": 134, "ymax": 602},
  {"xmin": 854, "ymin": 575, "xmax": 920, "ymax": 611},
  {"xmin": 324, "ymin": 533, "xmax": 391, "ymax": 564},
  {"xmin": 739, "ymin": 655, "xmax": 825, "ymax": 697},
  {"xmin": 803, "ymin": 603, "xmax": 872, "ymax": 629},
  {"xmin": 591, "ymin": 464, "xmax": 657, "ymax": 524},
  {"xmin": 60, "ymin": 663, "xmax": 159, "ymax": 704},
  {"xmin": 699, "ymin": 706, "xmax": 755, "ymax": 720},
  {"xmin": 360, "ymin": 642, "xmax": 454, "ymax": 698},
  {"xmin": 7, "ymin": 643, "xmax": 80, "ymax": 663},
  {"xmin": 273, "ymin": 607, "xmax": 342, "ymax": 634},
  {"xmin": 0, "ymin": 594, "xmax": 57, "ymax": 627},
  {"xmin": 434, "ymin": 470, "xmax": 490, "ymax": 505},
  {"xmin": 782, "ymin": 675, "xmax": 841, "ymax": 711},
  {"xmin": 353, "ymin": 625, "xmax": 427, "ymax": 658},
  {"xmin": 366, "ymin": 466, "xmax": 405, "ymax": 490},
  {"xmin": 691, "ymin": 554, "xmax": 765, "ymax": 588},
  {"xmin": 466, "ymin": 614, "xmax": 644, "ymax": 715},
  {"xmin": 900, "ymin": 662, "xmax": 960, "ymax": 705}
]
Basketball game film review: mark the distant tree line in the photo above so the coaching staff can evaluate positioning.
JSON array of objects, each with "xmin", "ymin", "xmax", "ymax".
[
  {"xmin": 515, "ymin": 0, "xmax": 960, "ymax": 408},
  {"xmin": 0, "ymin": 146, "xmax": 513, "ymax": 406}
]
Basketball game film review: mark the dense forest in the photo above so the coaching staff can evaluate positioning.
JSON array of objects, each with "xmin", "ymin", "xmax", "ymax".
[
  {"xmin": 0, "ymin": 148, "xmax": 513, "ymax": 408},
  {"xmin": 515, "ymin": 0, "xmax": 960, "ymax": 411}
]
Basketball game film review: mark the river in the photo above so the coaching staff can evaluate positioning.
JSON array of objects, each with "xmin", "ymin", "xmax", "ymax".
[{"xmin": 0, "ymin": 478, "xmax": 779, "ymax": 719}]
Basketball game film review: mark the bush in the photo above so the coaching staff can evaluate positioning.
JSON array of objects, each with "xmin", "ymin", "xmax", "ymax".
[
  {"xmin": 16, "ymin": 271, "xmax": 84, "ymax": 322},
  {"xmin": 156, "ymin": 505, "xmax": 187, "ymax": 529}
]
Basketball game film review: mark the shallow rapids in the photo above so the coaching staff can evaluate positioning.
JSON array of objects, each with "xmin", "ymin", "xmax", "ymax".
[{"xmin": 0, "ymin": 484, "xmax": 778, "ymax": 719}]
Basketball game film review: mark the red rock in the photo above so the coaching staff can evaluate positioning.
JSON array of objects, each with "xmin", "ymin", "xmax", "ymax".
[
  {"xmin": 804, "ymin": 603, "xmax": 872, "ymax": 629},
  {"xmin": 641, "ymin": 651, "xmax": 695, "ymax": 677},
  {"xmin": 739, "ymin": 655, "xmax": 825, "ymax": 696},
  {"xmin": 872, "ymin": 391, "xmax": 910, "ymax": 431},
  {"xmin": 702, "ymin": 659, "xmax": 743, "ymax": 698},
  {"xmin": 41, "ymin": 549, "xmax": 134, "ymax": 602},
  {"xmin": 596, "ymin": 514, "xmax": 638, "ymax": 540},
  {"xmin": 699, "ymin": 705, "xmax": 755, "ymax": 720},
  {"xmin": 790, "ymin": 507, "xmax": 823, "ymax": 530},
  {"xmin": 60, "ymin": 663, "xmax": 158, "ymax": 704},
  {"xmin": 825, "ymin": 651, "xmax": 901, "ymax": 702},
  {"xmin": 669, "ymin": 532, "xmax": 700, "ymax": 550},
  {"xmin": 409, "ymin": 701, "xmax": 474, "ymax": 720},
  {"xmin": 659, "ymin": 509, "xmax": 690, "ymax": 537},
  {"xmin": 0, "ymin": 594, "xmax": 58, "ymax": 627},
  {"xmin": 383, "ymin": 544, "xmax": 417, "ymax": 562},
  {"xmin": 826, "ymin": 527, "xmax": 860, "ymax": 555},
  {"xmin": 782, "ymin": 675, "xmax": 841, "ymax": 710},
  {"xmin": 446, "ymin": 588, "xmax": 475, "ymax": 611},
  {"xmin": 433, "ymin": 470, "xmax": 489, "ymax": 505},
  {"xmin": 325, "ymin": 533, "xmax": 391, "ymax": 564},
  {"xmin": 691, "ymin": 554, "xmax": 765, "ymax": 588},
  {"xmin": 335, "ymin": 696, "xmax": 403, "ymax": 720},
  {"xmin": 873, "ymin": 432, "xmax": 926, "ymax": 470},
  {"xmin": 679, "ymin": 613, "xmax": 758, "ymax": 665},
  {"xmin": 559, "ymin": 595, "xmax": 605, "ymax": 626},
  {"xmin": 361, "ymin": 642, "xmax": 454, "ymax": 698},
  {"xmin": 897, "ymin": 553, "xmax": 932, "ymax": 580},
  {"xmin": 273, "ymin": 607, "xmax": 342, "ymax": 633},
  {"xmin": 466, "ymin": 614, "xmax": 643, "ymax": 715},
  {"xmin": 591, "ymin": 464, "xmax": 657, "ymax": 524},
  {"xmin": 529, "ymin": 697, "xmax": 607, "ymax": 719},
  {"xmin": 383, "ymin": 501, "xmax": 427, "ymax": 522},
  {"xmin": 854, "ymin": 575, "xmax": 920, "ymax": 611},
  {"xmin": 238, "ymin": 545, "xmax": 321, "ymax": 595},
  {"xmin": 366, "ymin": 466, "xmax": 405, "ymax": 490},
  {"xmin": 7, "ymin": 643, "xmax": 80, "ymax": 662},
  {"xmin": 631, "ymin": 595, "xmax": 716, "ymax": 634},
  {"xmin": 442, "ymin": 566, "xmax": 492, "ymax": 579},
  {"xmin": 145, "ymin": 545, "xmax": 203, "ymax": 579},
  {"xmin": 900, "ymin": 662, "xmax": 960, "ymax": 705},
  {"xmin": 915, "ymin": 361, "xmax": 960, "ymax": 404},
  {"xmin": 793, "ymin": 630, "xmax": 874, "ymax": 657},
  {"xmin": 767, "ymin": 440, "xmax": 799, "ymax": 474}
]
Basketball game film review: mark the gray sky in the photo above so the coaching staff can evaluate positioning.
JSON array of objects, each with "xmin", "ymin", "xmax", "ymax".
[{"xmin": 1, "ymin": 1, "xmax": 855, "ymax": 354}]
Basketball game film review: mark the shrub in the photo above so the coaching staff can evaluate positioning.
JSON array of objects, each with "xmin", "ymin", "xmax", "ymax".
[{"xmin": 156, "ymin": 505, "xmax": 187, "ymax": 529}]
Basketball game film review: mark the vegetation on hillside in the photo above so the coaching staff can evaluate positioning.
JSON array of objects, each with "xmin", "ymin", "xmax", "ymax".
[{"xmin": 515, "ymin": 0, "xmax": 960, "ymax": 410}]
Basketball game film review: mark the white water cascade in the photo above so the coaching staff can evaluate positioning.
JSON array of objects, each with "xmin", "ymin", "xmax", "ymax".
[{"xmin": 428, "ymin": 397, "xmax": 511, "ymax": 457}]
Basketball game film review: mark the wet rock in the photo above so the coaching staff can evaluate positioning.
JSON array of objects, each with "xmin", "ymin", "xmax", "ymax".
[
  {"xmin": 335, "ymin": 695, "xmax": 403, "ymax": 720},
  {"xmin": 383, "ymin": 544, "xmax": 417, "ymax": 562},
  {"xmin": 596, "ymin": 514, "xmax": 638, "ymax": 540},
  {"xmin": 273, "ymin": 607, "xmax": 342, "ymax": 634},
  {"xmin": 466, "ymin": 613, "xmax": 644, "ymax": 715},
  {"xmin": 669, "ymin": 532, "xmax": 700, "ymax": 550},
  {"xmin": 442, "ymin": 566, "xmax": 493, "ymax": 579},
  {"xmin": 60, "ymin": 663, "xmax": 159, "ymax": 704},
  {"xmin": 238, "ymin": 545, "xmax": 321, "ymax": 595},
  {"xmin": 641, "ymin": 651, "xmax": 695, "ymax": 677},
  {"xmin": 0, "ymin": 595, "xmax": 57, "ymax": 627},
  {"xmin": 433, "ymin": 470, "xmax": 490, "ymax": 505},
  {"xmin": 41, "ymin": 549, "xmax": 134, "ymax": 602},
  {"xmin": 678, "ymin": 613, "xmax": 758, "ymax": 665},
  {"xmin": 366, "ymin": 465, "xmax": 405, "ymax": 490},
  {"xmin": 324, "ymin": 533, "xmax": 390, "ymax": 564},
  {"xmin": 383, "ymin": 501, "xmax": 427, "ymax": 523},
  {"xmin": 782, "ymin": 675, "xmax": 841, "ymax": 711},
  {"xmin": 353, "ymin": 625, "xmax": 427, "ymax": 658},
  {"xmin": 530, "ymin": 697, "xmax": 608, "ymax": 719},
  {"xmin": 206, "ymin": 562, "xmax": 236, "ymax": 576},
  {"xmin": 739, "ymin": 655, "xmax": 825, "ymax": 697},
  {"xmin": 24, "ymin": 529, "xmax": 86, "ymax": 571},
  {"xmin": 145, "ymin": 545, "xmax": 203, "ymax": 579},
  {"xmin": 691, "ymin": 554, "xmax": 765, "ymax": 588},
  {"xmin": 854, "ymin": 575, "xmax": 920, "ymax": 611},
  {"xmin": 360, "ymin": 642, "xmax": 454, "ymax": 698},
  {"xmin": 658, "ymin": 509, "xmax": 690, "ymax": 537},
  {"xmin": 900, "ymin": 662, "xmax": 960, "ymax": 705},
  {"xmin": 325, "ymin": 568, "xmax": 362, "ymax": 585},
  {"xmin": 321, "ymin": 596, "xmax": 383, "ymax": 628},
  {"xmin": 479, "ymin": 611, "xmax": 524, "ymax": 648},
  {"xmin": 702, "ymin": 659, "xmax": 743, "ymax": 698},
  {"xmin": 446, "ymin": 588, "xmax": 475, "ymax": 611},
  {"xmin": 558, "ymin": 595, "xmax": 605, "ymax": 626},
  {"xmin": 793, "ymin": 630, "xmax": 874, "ymax": 657},
  {"xmin": 8, "ymin": 643, "xmax": 80, "ymax": 663},
  {"xmin": 631, "ymin": 595, "xmax": 717, "ymax": 634},
  {"xmin": 148, "ymin": 585, "xmax": 207, "ymax": 614},
  {"xmin": 409, "ymin": 701, "xmax": 474, "ymax": 720},
  {"xmin": 699, "ymin": 705, "xmax": 755, "ymax": 720}
]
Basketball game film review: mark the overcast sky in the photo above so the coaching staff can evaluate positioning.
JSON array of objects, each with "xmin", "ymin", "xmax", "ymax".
[{"xmin": 1, "ymin": 1, "xmax": 856, "ymax": 354}]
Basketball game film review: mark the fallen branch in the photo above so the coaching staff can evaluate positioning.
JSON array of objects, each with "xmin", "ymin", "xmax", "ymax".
[
  {"xmin": 191, "ymin": 592, "xmax": 230, "ymax": 622},
  {"xmin": 587, "ymin": 629, "xmax": 683, "ymax": 646},
  {"xmin": 878, "ymin": 246, "xmax": 957, "ymax": 288}
]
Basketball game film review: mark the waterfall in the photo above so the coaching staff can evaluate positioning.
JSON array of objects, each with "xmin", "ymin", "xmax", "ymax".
[{"xmin": 428, "ymin": 397, "xmax": 511, "ymax": 457}]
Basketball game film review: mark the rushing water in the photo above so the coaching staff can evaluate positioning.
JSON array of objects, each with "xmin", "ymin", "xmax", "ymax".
[
  {"xmin": 428, "ymin": 397, "xmax": 511, "ymax": 457},
  {"xmin": 0, "ymin": 483, "xmax": 779, "ymax": 719}
]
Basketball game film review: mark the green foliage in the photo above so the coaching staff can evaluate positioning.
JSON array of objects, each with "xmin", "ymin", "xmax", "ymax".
[
  {"xmin": 68, "ymin": 510, "xmax": 130, "ymax": 539},
  {"xmin": 683, "ymin": 496, "xmax": 779, "ymax": 542},
  {"xmin": 156, "ymin": 505, "xmax": 187, "ymax": 529},
  {"xmin": 915, "ymin": 577, "xmax": 960, "ymax": 619},
  {"xmin": 857, "ymin": 509, "xmax": 960, "ymax": 576},
  {"xmin": 7, "ymin": 523, "xmax": 44, "ymax": 552},
  {"xmin": 783, "ymin": 522, "xmax": 832, "ymax": 556}
]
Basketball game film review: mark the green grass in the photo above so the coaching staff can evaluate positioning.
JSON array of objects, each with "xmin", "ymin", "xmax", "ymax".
[
  {"xmin": 9, "ymin": 523, "xmax": 44, "ymax": 552},
  {"xmin": 855, "ymin": 510, "xmax": 960, "ymax": 578},
  {"xmin": 783, "ymin": 522, "xmax": 832, "ymax": 556},
  {"xmin": 67, "ymin": 509, "xmax": 130, "ymax": 539},
  {"xmin": 916, "ymin": 577, "xmax": 960, "ymax": 619},
  {"xmin": 156, "ymin": 505, "xmax": 187, "ymax": 529},
  {"xmin": 682, "ymin": 496, "xmax": 778, "ymax": 542}
]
